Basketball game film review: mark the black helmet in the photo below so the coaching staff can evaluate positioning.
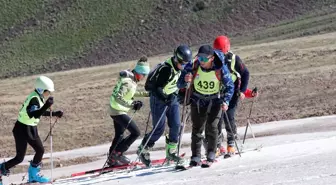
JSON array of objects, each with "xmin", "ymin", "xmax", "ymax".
[{"xmin": 174, "ymin": 45, "xmax": 192, "ymax": 64}]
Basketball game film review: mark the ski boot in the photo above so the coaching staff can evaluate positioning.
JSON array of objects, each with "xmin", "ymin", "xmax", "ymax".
[
  {"xmin": 189, "ymin": 156, "xmax": 201, "ymax": 167},
  {"xmin": 137, "ymin": 144, "xmax": 151, "ymax": 167},
  {"xmin": 0, "ymin": 163, "xmax": 10, "ymax": 185},
  {"xmin": 202, "ymin": 151, "xmax": 216, "ymax": 168},
  {"xmin": 28, "ymin": 162, "xmax": 50, "ymax": 183},
  {"xmin": 216, "ymin": 145, "xmax": 226, "ymax": 157},
  {"xmin": 224, "ymin": 144, "xmax": 236, "ymax": 159},
  {"xmin": 216, "ymin": 132, "xmax": 225, "ymax": 157},
  {"xmin": 165, "ymin": 136, "xmax": 184, "ymax": 164},
  {"xmin": 118, "ymin": 153, "xmax": 131, "ymax": 165},
  {"xmin": 107, "ymin": 151, "xmax": 126, "ymax": 167}
]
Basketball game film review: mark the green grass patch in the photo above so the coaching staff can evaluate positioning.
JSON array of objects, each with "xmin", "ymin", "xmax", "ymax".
[
  {"xmin": 0, "ymin": 0, "xmax": 153, "ymax": 76},
  {"xmin": 0, "ymin": 0, "xmax": 44, "ymax": 31}
]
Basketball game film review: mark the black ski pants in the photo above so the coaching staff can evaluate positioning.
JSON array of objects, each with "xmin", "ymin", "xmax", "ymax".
[
  {"xmin": 4, "ymin": 121, "xmax": 44, "ymax": 170},
  {"xmin": 191, "ymin": 102, "xmax": 222, "ymax": 160},
  {"xmin": 109, "ymin": 114, "xmax": 140, "ymax": 154}
]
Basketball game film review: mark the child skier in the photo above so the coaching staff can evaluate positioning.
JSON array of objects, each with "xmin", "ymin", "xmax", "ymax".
[
  {"xmin": 0, "ymin": 76, "xmax": 63, "ymax": 184},
  {"xmin": 107, "ymin": 56, "xmax": 150, "ymax": 166}
]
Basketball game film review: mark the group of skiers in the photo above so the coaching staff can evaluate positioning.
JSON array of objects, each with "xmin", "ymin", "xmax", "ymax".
[
  {"xmin": 0, "ymin": 35, "xmax": 258, "ymax": 185},
  {"xmin": 108, "ymin": 35, "xmax": 258, "ymax": 168}
]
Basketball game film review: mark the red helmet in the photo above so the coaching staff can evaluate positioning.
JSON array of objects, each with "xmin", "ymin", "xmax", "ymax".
[{"xmin": 213, "ymin": 35, "xmax": 230, "ymax": 54}]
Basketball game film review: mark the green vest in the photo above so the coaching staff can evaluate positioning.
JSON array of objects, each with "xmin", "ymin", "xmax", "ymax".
[
  {"xmin": 163, "ymin": 59, "xmax": 180, "ymax": 95},
  {"xmin": 193, "ymin": 67, "xmax": 221, "ymax": 95},
  {"xmin": 18, "ymin": 91, "xmax": 44, "ymax": 126},
  {"xmin": 110, "ymin": 76, "xmax": 136, "ymax": 112},
  {"xmin": 228, "ymin": 53, "xmax": 241, "ymax": 82}
]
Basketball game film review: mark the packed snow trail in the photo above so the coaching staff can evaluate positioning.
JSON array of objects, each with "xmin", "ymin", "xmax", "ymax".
[
  {"xmin": 3, "ymin": 115, "xmax": 336, "ymax": 185},
  {"xmin": 50, "ymin": 133, "xmax": 336, "ymax": 185}
]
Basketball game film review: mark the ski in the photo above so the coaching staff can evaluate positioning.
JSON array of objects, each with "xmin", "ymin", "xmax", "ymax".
[
  {"xmin": 9, "ymin": 181, "xmax": 54, "ymax": 185},
  {"xmin": 175, "ymin": 159, "xmax": 218, "ymax": 171},
  {"xmin": 71, "ymin": 152, "xmax": 186, "ymax": 177},
  {"xmin": 223, "ymin": 146, "xmax": 263, "ymax": 159}
]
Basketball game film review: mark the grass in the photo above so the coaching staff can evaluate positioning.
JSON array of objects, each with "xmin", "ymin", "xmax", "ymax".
[
  {"xmin": 0, "ymin": 0, "xmax": 335, "ymax": 78},
  {"xmin": 0, "ymin": 0, "xmax": 44, "ymax": 31},
  {"xmin": 233, "ymin": 10, "xmax": 336, "ymax": 45},
  {"xmin": 0, "ymin": 0, "xmax": 153, "ymax": 76}
]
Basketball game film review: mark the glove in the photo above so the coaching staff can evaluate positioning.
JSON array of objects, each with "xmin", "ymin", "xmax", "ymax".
[
  {"xmin": 221, "ymin": 103, "xmax": 228, "ymax": 111},
  {"xmin": 45, "ymin": 97, "xmax": 54, "ymax": 108},
  {"xmin": 132, "ymin": 100, "xmax": 143, "ymax": 111},
  {"xmin": 252, "ymin": 87, "xmax": 258, "ymax": 97},
  {"xmin": 53, "ymin": 110, "xmax": 63, "ymax": 118}
]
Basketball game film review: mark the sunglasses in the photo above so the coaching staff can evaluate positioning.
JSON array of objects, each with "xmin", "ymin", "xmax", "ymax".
[{"xmin": 198, "ymin": 56, "xmax": 211, "ymax": 63}]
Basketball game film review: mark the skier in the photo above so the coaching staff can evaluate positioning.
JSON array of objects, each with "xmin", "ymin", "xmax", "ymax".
[
  {"xmin": 178, "ymin": 45, "xmax": 234, "ymax": 167},
  {"xmin": 107, "ymin": 56, "xmax": 151, "ymax": 166},
  {"xmin": 213, "ymin": 35, "xmax": 258, "ymax": 156},
  {"xmin": 137, "ymin": 45, "xmax": 192, "ymax": 167},
  {"xmin": 0, "ymin": 76, "xmax": 63, "ymax": 184}
]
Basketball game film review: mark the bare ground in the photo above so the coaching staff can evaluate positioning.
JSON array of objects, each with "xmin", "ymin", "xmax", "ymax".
[{"xmin": 0, "ymin": 32, "xmax": 335, "ymax": 159}]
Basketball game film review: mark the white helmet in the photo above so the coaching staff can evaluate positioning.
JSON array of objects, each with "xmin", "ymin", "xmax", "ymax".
[{"xmin": 35, "ymin": 76, "xmax": 55, "ymax": 92}]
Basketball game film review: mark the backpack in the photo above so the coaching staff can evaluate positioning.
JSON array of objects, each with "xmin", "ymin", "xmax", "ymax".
[{"xmin": 144, "ymin": 62, "xmax": 175, "ymax": 91}]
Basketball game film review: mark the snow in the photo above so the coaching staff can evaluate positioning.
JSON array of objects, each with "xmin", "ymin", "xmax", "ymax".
[{"xmin": 2, "ymin": 115, "xmax": 336, "ymax": 185}]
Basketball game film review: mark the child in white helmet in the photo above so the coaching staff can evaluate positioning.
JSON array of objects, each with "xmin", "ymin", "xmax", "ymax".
[{"xmin": 0, "ymin": 76, "xmax": 63, "ymax": 184}]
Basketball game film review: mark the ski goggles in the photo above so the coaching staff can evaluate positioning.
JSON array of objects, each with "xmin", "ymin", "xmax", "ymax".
[
  {"xmin": 175, "ymin": 57, "xmax": 188, "ymax": 68},
  {"xmin": 197, "ymin": 56, "xmax": 211, "ymax": 63}
]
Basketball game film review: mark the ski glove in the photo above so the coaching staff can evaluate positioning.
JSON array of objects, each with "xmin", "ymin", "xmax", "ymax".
[
  {"xmin": 53, "ymin": 110, "xmax": 63, "ymax": 118},
  {"xmin": 45, "ymin": 97, "xmax": 54, "ymax": 108},
  {"xmin": 132, "ymin": 100, "xmax": 143, "ymax": 111}
]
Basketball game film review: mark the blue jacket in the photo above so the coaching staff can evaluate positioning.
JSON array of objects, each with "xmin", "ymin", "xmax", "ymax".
[{"xmin": 178, "ymin": 50, "xmax": 234, "ymax": 105}]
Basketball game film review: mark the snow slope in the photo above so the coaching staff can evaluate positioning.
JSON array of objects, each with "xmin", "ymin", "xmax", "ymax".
[{"xmin": 3, "ymin": 115, "xmax": 336, "ymax": 185}]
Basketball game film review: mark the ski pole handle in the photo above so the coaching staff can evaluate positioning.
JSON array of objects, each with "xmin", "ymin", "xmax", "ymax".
[{"xmin": 252, "ymin": 87, "xmax": 258, "ymax": 93}]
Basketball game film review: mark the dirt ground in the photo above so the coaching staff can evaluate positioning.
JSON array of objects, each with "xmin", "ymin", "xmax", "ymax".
[{"xmin": 0, "ymin": 32, "xmax": 335, "ymax": 158}]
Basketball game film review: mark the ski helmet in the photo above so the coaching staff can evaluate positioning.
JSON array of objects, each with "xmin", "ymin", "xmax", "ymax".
[
  {"xmin": 35, "ymin": 76, "xmax": 55, "ymax": 93},
  {"xmin": 174, "ymin": 45, "xmax": 192, "ymax": 64},
  {"xmin": 213, "ymin": 35, "xmax": 231, "ymax": 54}
]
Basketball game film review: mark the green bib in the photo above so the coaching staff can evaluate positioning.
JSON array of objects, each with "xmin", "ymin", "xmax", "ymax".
[
  {"xmin": 193, "ymin": 67, "xmax": 220, "ymax": 95},
  {"xmin": 163, "ymin": 59, "xmax": 180, "ymax": 95},
  {"xmin": 110, "ymin": 77, "xmax": 136, "ymax": 112},
  {"xmin": 18, "ymin": 91, "xmax": 44, "ymax": 126},
  {"xmin": 228, "ymin": 53, "xmax": 241, "ymax": 82}
]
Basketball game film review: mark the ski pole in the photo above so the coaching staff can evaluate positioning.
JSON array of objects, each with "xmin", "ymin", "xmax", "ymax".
[
  {"xmin": 21, "ymin": 110, "xmax": 58, "ymax": 182},
  {"xmin": 144, "ymin": 111, "xmax": 151, "ymax": 136},
  {"xmin": 49, "ymin": 108, "xmax": 54, "ymax": 183},
  {"xmin": 242, "ymin": 87, "xmax": 258, "ymax": 144},
  {"xmin": 98, "ymin": 110, "xmax": 137, "ymax": 176},
  {"xmin": 176, "ymin": 82, "xmax": 191, "ymax": 163},
  {"xmin": 43, "ymin": 118, "xmax": 59, "ymax": 143},
  {"xmin": 134, "ymin": 106, "xmax": 168, "ymax": 166},
  {"xmin": 224, "ymin": 111, "xmax": 241, "ymax": 157}
]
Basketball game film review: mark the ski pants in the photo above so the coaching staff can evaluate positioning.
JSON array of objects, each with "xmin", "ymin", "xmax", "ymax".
[
  {"xmin": 3, "ymin": 121, "xmax": 44, "ymax": 170},
  {"xmin": 191, "ymin": 101, "xmax": 222, "ymax": 161},
  {"xmin": 218, "ymin": 93, "xmax": 239, "ymax": 146},
  {"xmin": 110, "ymin": 114, "xmax": 140, "ymax": 154},
  {"xmin": 142, "ymin": 94, "xmax": 180, "ymax": 147}
]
